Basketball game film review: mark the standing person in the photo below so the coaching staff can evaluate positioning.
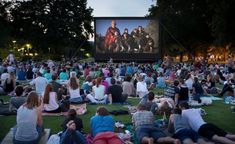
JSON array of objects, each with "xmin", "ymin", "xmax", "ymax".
[
  {"xmin": 13, "ymin": 92, "xmax": 44, "ymax": 144},
  {"xmin": 136, "ymin": 75, "xmax": 149, "ymax": 98},
  {"xmin": 179, "ymin": 102, "xmax": 235, "ymax": 144},
  {"xmin": 132, "ymin": 104, "xmax": 180, "ymax": 144},
  {"xmin": 42, "ymin": 84, "xmax": 61, "ymax": 113},
  {"xmin": 30, "ymin": 72, "xmax": 48, "ymax": 96},
  {"xmin": 177, "ymin": 79, "xmax": 189, "ymax": 105},
  {"xmin": 108, "ymin": 78, "xmax": 127, "ymax": 104},
  {"xmin": 104, "ymin": 20, "xmax": 121, "ymax": 51},
  {"xmin": 60, "ymin": 109, "xmax": 86, "ymax": 144}
]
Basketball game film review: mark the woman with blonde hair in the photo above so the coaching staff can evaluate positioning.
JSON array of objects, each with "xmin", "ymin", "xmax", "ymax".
[
  {"xmin": 13, "ymin": 91, "xmax": 44, "ymax": 144},
  {"xmin": 3, "ymin": 72, "xmax": 16, "ymax": 94},
  {"xmin": 43, "ymin": 84, "xmax": 61, "ymax": 113},
  {"xmin": 67, "ymin": 77, "xmax": 83, "ymax": 103}
]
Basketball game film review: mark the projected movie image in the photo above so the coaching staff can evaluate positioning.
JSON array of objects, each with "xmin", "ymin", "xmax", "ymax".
[{"xmin": 95, "ymin": 19, "xmax": 159, "ymax": 54}]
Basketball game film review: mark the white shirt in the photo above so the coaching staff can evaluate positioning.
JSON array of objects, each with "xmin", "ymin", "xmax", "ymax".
[
  {"xmin": 69, "ymin": 88, "xmax": 81, "ymax": 99},
  {"xmin": 43, "ymin": 92, "xmax": 59, "ymax": 111},
  {"xmin": 1, "ymin": 73, "xmax": 9, "ymax": 86},
  {"xmin": 136, "ymin": 81, "xmax": 148, "ymax": 98},
  {"xmin": 30, "ymin": 76, "xmax": 48, "ymax": 96},
  {"xmin": 92, "ymin": 85, "xmax": 105, "ymax": 100},
  {"xmin": 182, "ymin": 108, "xmax": 206, "ymax": 132},
  {"xmin": 185, "ymin": 78, "xmax": 194, "ymax": 90}
]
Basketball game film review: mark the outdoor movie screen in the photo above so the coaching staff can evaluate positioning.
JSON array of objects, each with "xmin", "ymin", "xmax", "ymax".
[{"xmin": 95, "ymin": 18, "xmax": 159, "ymax": 55}]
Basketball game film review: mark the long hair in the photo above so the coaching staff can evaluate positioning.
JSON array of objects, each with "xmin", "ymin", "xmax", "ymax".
[
  {"xmin": 69, "ymin": 77, "xmax": 79, "ymax": 90},
  {"xmin": 96, "ymin": 77, "xmax": 102, "ymax": 88},
  {"xmin": 43, "ymin": 84, "xmax": 52, "ymax": 104},
  {"xmin": 26, "ymin": 91, "xmax": 40, "ymax": 109}
]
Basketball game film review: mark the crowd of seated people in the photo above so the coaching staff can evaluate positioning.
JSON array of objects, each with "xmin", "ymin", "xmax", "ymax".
[{"xmin": 0, "ymin": 56, "xmax": 235, "ymax": 143}]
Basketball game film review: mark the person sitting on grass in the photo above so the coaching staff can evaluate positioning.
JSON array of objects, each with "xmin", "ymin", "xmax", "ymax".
[
  {"xmin": 86, "ymin": 77, "xmax": 111, "ymax": 104},
  {"xmin": 60, "ymin": 109, "xmax": 86, "ymax": 144},
  {"xmin": 9, "ymin": 85, "xmax": 26, "ymax": 112},
  {"xmin": 42, "ymin": 84, "xmax": 61, "ymax": 113},
  {"xmin": 179, "ymin": 102, "xmax": 235, "ymax": 144},
  {"xmin": 67, "ymin": 77, "xmax": 83, "ymax": 104},
  {"xmin": 168, "ymin": 108, "xmax": 213, "ymax": 144},
  {"xmin": 108, "ymin": 78, "xmax": 127, "ymax": 104},
  {"xmin": 132, "ymin": 104, "xmax": 180, "ymax": 144},
  {"xmin": 13, "ymin": 91, "xmax": 44, "ymax": 144}
]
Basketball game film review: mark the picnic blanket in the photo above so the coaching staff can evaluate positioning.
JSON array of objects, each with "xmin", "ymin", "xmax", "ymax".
[{"xmin": 43, "ymin": 103, "xmax": 87, "ymax": 116}]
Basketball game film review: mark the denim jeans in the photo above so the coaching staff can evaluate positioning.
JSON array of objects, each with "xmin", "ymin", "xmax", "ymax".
[
  {"xmin": 13, "ymin": 125, "xmax": 44, "ymax": 144},
  {"xmin": 60, "ymin": 129, "xmax": 86, "ymax": 144}
]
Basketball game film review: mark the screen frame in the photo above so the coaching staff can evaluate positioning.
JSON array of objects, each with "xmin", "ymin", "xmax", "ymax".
[{"xmin": 94, "ymin": 17, "xmax": 161, "ymax": 62}]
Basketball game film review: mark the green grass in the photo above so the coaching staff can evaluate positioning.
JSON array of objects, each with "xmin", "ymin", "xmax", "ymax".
[{"xmin": 1, "ymin": 93, "xmax": 235, "ymax": 142}]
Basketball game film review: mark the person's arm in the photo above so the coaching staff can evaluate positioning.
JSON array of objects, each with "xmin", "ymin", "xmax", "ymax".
[
  {"xmin": 109, "ymin": 94, "xmax": 112, "ymax": 104},
  {"xmin": 36, "ymin": 107, "xmax": 43, "ymax": 126},
  {"xmin": 168, "ymin": 114, "xmax": 174, "ymax": 133},
  {"xmin": 174, "ymin": 93, "xmax": 179, "ymax": 106},
  {"xmin": 29, "ymin": 79, "xmax": 35, "ymax": 85}
]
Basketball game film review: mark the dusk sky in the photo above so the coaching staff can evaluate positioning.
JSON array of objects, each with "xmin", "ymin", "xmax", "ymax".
[{"xmin": 87, "ymin": 0, "xmax": 156, "ymax": 17}]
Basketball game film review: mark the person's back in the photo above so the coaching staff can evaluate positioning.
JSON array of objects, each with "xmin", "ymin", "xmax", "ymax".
[
  {"xmin": 17, "ymin": 70, "xmax": 26, "ymax": 81},
  {"xmin": 173, "ymin": 114, "xmax": 190, "ymax": 133},
  {"xmin": 181, "ymin": 108, "xmax": 206, "ymax": 132},
  {"xmin": 30, "ymin": 73, "xmax": 48, "ymax": 95},
  {"xmin": 122, "ymin": 80, "xmax": 135, "ymax": 96},
  {"xmin": 15, "ymin": 105, "xmax": 38, "ymax": 141},
  {"xmin": 93, "ymin": 85, "xmax": 105, "ymax": 100},
  {"xmin": 108, "ymin": 84, "xmax": 123, "ymax": 103}
]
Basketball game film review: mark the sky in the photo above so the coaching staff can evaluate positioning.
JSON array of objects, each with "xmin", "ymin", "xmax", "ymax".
[
  {"xmin": 87, "ymin": 0, "xmax": 156, "ymax": 17},
  {"xmin": 87, "ymin": 0, "xmax": 156, "ymax": 40}
]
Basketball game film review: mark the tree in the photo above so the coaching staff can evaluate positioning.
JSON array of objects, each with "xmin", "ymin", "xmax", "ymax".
[{"xmin": 1, "ymin": 0, "xmax": 93, "ymax": 58}]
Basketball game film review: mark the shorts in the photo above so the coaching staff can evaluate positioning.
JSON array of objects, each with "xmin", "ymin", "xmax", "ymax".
[
  {"xmin": 198, "ymin": 123, "xmax": 227, "ymax": 140},
  {"xmin": 136, "ymin": 124, "xmax": 166, "ymax": 142},
  {"xmin": 174, "ymin": 129, "xmax": 199, "ymax": 142}
]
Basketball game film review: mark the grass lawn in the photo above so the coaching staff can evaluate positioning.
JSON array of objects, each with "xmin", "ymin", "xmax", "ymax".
[{"xmin": 1, "ymin": 92, "xmax": 235, "ymax": 142}]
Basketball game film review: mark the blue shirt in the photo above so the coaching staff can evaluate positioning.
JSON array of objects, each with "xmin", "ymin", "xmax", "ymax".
[
  {"xmin": 17, "ymin": 70, "xmax": 26, "ymax": 80},
  {"xmin": 59, "ymin": 72, "xmax": 68, "ymax": 80},
  {"xmin": 90, "ymin": 115, "xmax": 114, "ymax": 137}
]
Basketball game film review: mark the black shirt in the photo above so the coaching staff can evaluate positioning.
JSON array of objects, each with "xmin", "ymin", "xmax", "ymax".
[
  {"xmin": 179, "ymin": 85, "xmax": 189, "ymax": 101},
  {"xmin": 107, "ymin": 85, "xmax": 123, "ymax": 103}
]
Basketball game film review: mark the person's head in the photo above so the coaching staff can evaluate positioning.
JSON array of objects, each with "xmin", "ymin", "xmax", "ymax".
[
  {"xmin": 96, "ymin": 77, "xmax": 102, "ymax": 87},
  {"xmin": 111, "ymin": 78, "xmax": 116, "ymax": 85},
  {"xmin": 173, "ymin": 80, "xmax": 179, "ymax": 86},
  {"xmin": 194, "ymin": 77, "xmax": 199, "ymax": 83},
  {"xmin": 159, "ymin": 72, "xmax": 164, "ymax": 77},
  {"xmin": 85, "ymin": 75, "xmax": 92, "ymax": 82},
  {"xmin": 52, "ymin": 74, "xmax": 58, "ymax": 81},
  {"xmin": 70, "ymin": 77, "xmax": 79, "ymax": 90},
  {"xmin": 186, "ymin": 73, "xmax": 191, "ymax": 80},
  {"xmin": 179, "ymin": 78, "xmax": 185, "ymax": 85},
  {"xmin": 26, "ymin": 91, "xmax": 40, "ymax": 109},
  {"xmin": 43, "ymin": 84, "xmax": 52, "ymax": 104},
  {"xmin": 96, "ymin": 106, "xmax": 109, "ymax": 116},
  {"xmin": 137, "ymin": 103, "xmax": 147, "ymax": 111},
  {"xmin": 15, "ymin": 85, "xmax": 24, "ymax": 97},
  {"xmin": 124, "ymin": 74, "xmax": 132, "ymax": 82},
  {"xmin": 124, "ymin": 28, "xmax": 128, "ymax": 33},
  {"xmin": 9, "ymin": 72, "xmax": 15, "ymax": 79},
  {"xmin": 179, "ymin": 102, "xmax": 190, "ymax": 110},
  {"xmin": 173, "ymin": 108, "xmax": 182, "ymax": 115},
  {"xmin": 158, "ymin": 101, "xmax": 172, "ymax": 115},
  {"xmin": 67, "ymin": 109, "xmax": 77, "ymax": 118},
  {"xmin": 111, "ymin": 20, "xmax": 116, "ymax": 28},
  {"xmin": 148, "ymin": 92, "xmax": 155, "ymax": 101},
  {"xmin": 37, "ymin": 72, "xmax": 42, "ymax": 77}
]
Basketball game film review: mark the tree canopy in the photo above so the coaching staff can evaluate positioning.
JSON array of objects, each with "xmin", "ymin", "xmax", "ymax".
[
  {"xmin": 148, "ymin": 0, "xmax": 235, "ymax": 57},
  {"xmin": 0, "ymin": 0, "xmax": 93, "ymax": 59}
]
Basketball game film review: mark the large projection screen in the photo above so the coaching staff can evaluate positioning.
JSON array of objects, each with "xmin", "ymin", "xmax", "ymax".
[{"xmin": 94, "ymin": 17, "xmax": 160, "ymax": 62}]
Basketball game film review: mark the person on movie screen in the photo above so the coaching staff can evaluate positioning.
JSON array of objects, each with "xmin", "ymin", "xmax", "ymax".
[
  {"xmin": 122, "ymin": 33, "xmax": 134, "ymax": 53},
  {"xmin": 130, "ymin": 28, "xmax": 140, "ymax": 52},
  {"xmin": 104, "ymin": 20, "xmax": 121, "ymax": 52},
  {"xmin": 144, "ymin": 34, "xmax": 154, "ymax": 53},
  {"xmin": 137, "ymin": 26, "xmax": 147, "ymax": 52}
]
